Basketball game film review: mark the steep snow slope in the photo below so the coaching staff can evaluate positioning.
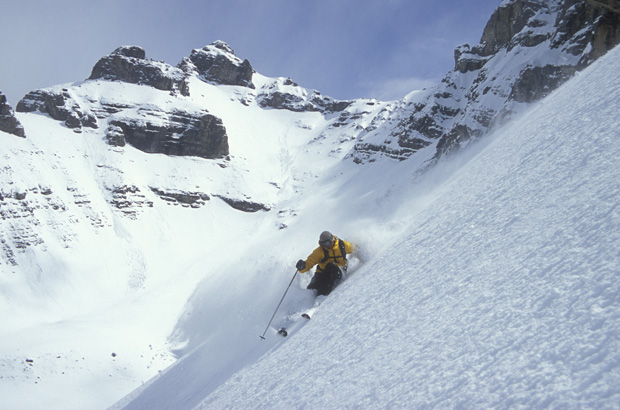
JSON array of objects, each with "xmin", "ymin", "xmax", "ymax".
[{"xmin": 116, "ymin": 44, "xmax": 620, "ymax": 409}]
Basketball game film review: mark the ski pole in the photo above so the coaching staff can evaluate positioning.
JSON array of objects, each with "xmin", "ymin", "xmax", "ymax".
[{"xmin": 260, "ymin": 270, "xmax": 298, "ymax": 340}]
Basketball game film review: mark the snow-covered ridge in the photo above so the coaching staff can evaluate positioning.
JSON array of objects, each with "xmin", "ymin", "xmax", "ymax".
[
  {"xmin": 14, "ymin": 40, "xmax": 359, "ymax": 155},
  {"xmin": 254, "ymin": 76, "xmax": 353, "ymax": 113}
]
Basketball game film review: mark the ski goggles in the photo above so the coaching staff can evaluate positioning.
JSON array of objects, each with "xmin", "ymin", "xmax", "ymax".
[{"xmin": 319, "ymin": 239, "xmax": 334, "ymax": 247}]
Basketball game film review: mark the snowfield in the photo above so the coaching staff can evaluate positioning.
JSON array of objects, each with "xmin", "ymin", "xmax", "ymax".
[
  {"xmin": 0, "ymin": 41, "xmax": 619, "ymax": 410},
  {"xmin": 112, "ymin": 45, "xmax": 620, "ymax": 409}
]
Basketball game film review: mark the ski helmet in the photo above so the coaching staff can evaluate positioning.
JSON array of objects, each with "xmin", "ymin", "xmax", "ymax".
[{"xmin": 319, "ymin": 231, "xmax": 334, "ymax": 246}]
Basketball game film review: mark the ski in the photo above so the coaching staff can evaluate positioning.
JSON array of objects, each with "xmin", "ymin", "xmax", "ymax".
[
  {"xmin": 262, "ymin": 261, "xmax": 360, "ymax": 340},
  {"xmin": 278, "ymin": 309, "xmax": 314, "ymax": 336}
]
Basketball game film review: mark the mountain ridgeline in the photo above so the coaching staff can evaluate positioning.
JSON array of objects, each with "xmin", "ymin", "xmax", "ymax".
[
  {"xmin": 5, "ymin": 0, "xmax": 618, "ymax": 163},
  {"xmin": 1, "ymin": 0, "xmax": 619, "ymax": 265}
]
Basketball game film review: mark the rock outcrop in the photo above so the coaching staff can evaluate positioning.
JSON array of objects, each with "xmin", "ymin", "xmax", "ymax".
[
  {"xmin": 214, "ymin": 195, "xmax": 271, "ymax": 212},
  {"xmin": 0, "ymin": 92, "xmax": 26, "ymax": 137},
  {"xmin": 106, "ymin": 108, "xmax": 229, "ymax": 159},
  {"xmin": 149, "ymin": 188, "xmax": 210, "ymax": 208},
  {"xmin": 255, "ymin": 77, "xmax": 351, "ymax": 112},
  {"xmin": 89, "ymin": 46, "xmax": 190, "ymax": 96},
  {"xmin": 108, "ymin": 185, "xmax": 153, "ymax": 219},
  {"xmin": 16, "ymin": 88, "xmax": 98, "ymax": 132},
  {"xmin": 178, "ymin": 41, "xmax": 254, "ymax": 88}
]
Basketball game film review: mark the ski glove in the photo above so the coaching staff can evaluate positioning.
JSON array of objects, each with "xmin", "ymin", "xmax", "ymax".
[{"xmin": 296, "ymin": 259, "xmax": 306, "ymax": 271}]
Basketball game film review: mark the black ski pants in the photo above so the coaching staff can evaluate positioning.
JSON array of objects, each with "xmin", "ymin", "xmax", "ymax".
[{"xmin": 307, "ymin": 262, "xmax": 342, "ymax": 296}]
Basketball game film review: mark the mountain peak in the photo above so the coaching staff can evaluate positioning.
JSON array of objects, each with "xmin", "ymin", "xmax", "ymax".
[
  {"xmin": 208, "ymin": 40, "xmax": 236, "ymax": 55},
  {"xmin": 110, "ymin": 45, "xmax": 147, "ymax": 59},
  {"xmin": 87, "ymin": 45, "xmax": 189, "ymax": 95},
  {"xmin": 178, "ymin": 41, "xmax": 255, "ymax": 88}
]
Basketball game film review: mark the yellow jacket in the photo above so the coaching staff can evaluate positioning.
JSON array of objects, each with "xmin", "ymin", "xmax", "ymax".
[{"xmin": 299, "ymin": 237, "xmax": 355, "ymax": 273}]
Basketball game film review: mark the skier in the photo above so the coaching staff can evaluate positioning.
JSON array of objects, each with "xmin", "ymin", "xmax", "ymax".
[{"xmin": 296, "ymin": 231, "xmax": 356, "ymax": 296}]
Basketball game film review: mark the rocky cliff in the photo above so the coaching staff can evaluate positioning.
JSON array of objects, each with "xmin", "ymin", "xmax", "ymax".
[
  {"xmin": 16, "ymin": 43, "xmax": 234, "ymax": 160},
  {"xmin": 588, "ymin": 0, "xmax": 620, "ymax": 14},
  {"xmin": 349, "ymin": 0, "xmax": 620, "ymax": 163},
  {"xmin": 106, "ymin": 108, "xmax": 229, "ymax": 159}
]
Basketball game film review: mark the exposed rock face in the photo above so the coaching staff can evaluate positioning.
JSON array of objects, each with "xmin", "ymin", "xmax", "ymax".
[
  {"xmin": 479, "ymin": 0, "xmax": 548, "ymax": 56},
  {"xmin": 583, "ymin": 0, "xmax": 620, "ymax": 60},
  {"xmin": 256, "ymin": 77, "xmax": 352, "ymax": 112},
  {"xmin": 178, "ymin": 41, "xmax": 255, "ymax": 88},
  {"xmin": 108, "ymin": 185, "xmax": 153, "ymax": 219},
  {"xmin": 150, "ymin": 188, "xmax": 210, "ymax": 208},
  {"xmin": 214, "ymin": 195, "xmax": 271, "ymax": 212},
  {"xmin": 16, "ymin": 88, "xmax": 98, "ymax": 131},
  {"xmin": 89, "ymin": 46, "xmax": 190, "ymax": 96},
  {"xmin": 509, "ymin": 65, "xmax": 578, "ymax": 103},
  {"xmin": 0, "ymin": 92, "xmax": 25, "ymax": 137},
  {"xmin": 107, "ymin": 108, "xmax": 229, "ymax": 159},
  {"xmin": 17, "ymin": 86, "xmax": 229, "ymax": 159},
  {"xmin": 350, "ymin": 0, "xmax": 620, "ymax": 163}
]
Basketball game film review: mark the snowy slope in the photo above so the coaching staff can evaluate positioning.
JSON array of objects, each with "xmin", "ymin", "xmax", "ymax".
[
  {"xmin": 0, "ymin": 53, "xmax": 388, "ymax": 409},
  {"xmin": 114, "ymin": 44, "xmax": 620, "ymax": 409}
]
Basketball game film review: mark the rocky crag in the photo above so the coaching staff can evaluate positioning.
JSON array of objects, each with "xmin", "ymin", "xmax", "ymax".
[
  {"xmin": 178, "ymin": 40, "xmax": 254, "ymax": 88},
  {"xmin": 350, "ymin": 0, "xmax": 620, "ymax": 163},
  {"xmin": 16, "ymin": 45, "xmax": 230, "ymax": 159}
]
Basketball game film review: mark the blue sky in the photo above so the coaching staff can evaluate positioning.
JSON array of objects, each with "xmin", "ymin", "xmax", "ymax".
[{"xmin": 0, "ymin": 0, "xmax": 500, "ymax": 105}]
